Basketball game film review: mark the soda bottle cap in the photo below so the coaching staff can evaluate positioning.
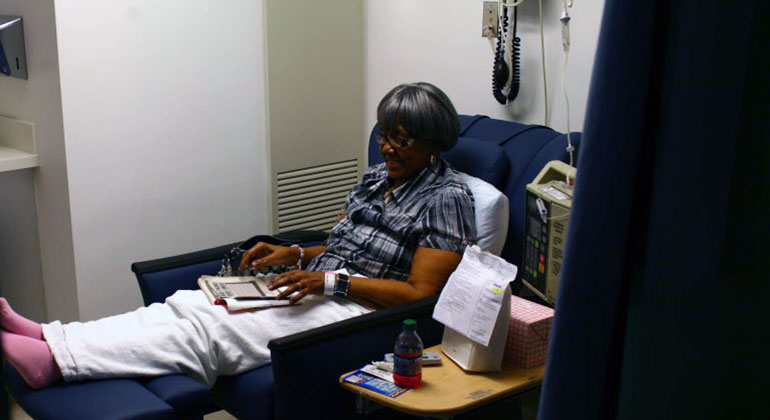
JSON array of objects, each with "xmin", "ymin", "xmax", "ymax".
[{"xmin": 403, "ymin": 319, "xmax": 417, "ymax": 331}]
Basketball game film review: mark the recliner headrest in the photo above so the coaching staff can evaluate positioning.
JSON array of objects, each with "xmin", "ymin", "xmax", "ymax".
[{"xmin": 368, "ymin": 125, "xmax": 510, "ymax": 191}]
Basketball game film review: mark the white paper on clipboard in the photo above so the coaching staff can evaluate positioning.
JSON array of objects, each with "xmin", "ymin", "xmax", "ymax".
[{"xmin": 432, "ymin": 245, "xmax": 518, "ymax": 346}]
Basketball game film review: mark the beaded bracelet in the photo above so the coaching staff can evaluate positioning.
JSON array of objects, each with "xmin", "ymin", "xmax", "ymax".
[{"xmin": 289, "ymin": 244, "xmax": 304, "ymax": 271}]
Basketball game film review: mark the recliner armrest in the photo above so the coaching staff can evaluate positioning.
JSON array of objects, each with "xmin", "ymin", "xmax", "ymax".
[
  {"xmin": 130, "ymin": 230, "xmax": 329, "ymax": 306},
  {"xmin": 130, "ymin": 230, "xmax": 329, "ymax": 276},
  {"xmin": 131, "ymin": 242, "xmax": 241, "ymax": 276},
  {"xmin": 130, "ymin": 243, "xmax": 240, "ymax": 306},
  {"xmin": 268, "ymin": 296, "xmax": 444, "ymax": 420}
]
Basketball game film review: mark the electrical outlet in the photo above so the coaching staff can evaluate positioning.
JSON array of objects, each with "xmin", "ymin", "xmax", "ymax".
[{"xmin": 482, "ymin": 2, "xmax": 498, "ymax": 38}]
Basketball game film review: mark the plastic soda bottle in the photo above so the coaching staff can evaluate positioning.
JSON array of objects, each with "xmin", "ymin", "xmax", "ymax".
[{"xmin": 393, "ymin": 319, "xmax": 423, "ymax": 389}]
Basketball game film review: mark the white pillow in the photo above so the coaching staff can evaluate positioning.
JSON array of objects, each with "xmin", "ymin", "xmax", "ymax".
[{"xmin": 457, "ymin": 173, "xmax": 509, "ymax": 256}]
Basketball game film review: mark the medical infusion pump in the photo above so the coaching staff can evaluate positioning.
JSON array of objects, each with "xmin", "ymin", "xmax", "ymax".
[{"xmin": 521, "ymin": 161, "xmax": 576, "ymax": 305}]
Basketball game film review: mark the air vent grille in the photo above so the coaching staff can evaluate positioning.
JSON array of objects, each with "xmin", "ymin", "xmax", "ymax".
[{"xmin": 276, "ymin": 159, "xmax": 359, "ymax": 232}]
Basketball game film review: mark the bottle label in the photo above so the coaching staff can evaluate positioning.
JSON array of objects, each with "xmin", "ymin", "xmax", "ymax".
[{"xmin": 393, "ymin": 353, "xmax": 422, "ymax": 377}]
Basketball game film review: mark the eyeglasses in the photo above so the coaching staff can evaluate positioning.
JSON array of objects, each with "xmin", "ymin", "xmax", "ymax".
[{"xmin": 376, "ymin": 133, "xmax": 417, "ymax": 149}]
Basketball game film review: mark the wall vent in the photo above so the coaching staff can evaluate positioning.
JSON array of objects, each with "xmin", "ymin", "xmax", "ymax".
[{"xmin": 275, "ymin": 159, "xmax": 359, "ymax": 233}]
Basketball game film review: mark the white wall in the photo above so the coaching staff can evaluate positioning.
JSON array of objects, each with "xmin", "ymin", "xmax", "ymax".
[
  {"xmin": 0, "ymin": 170, "xmax": 45, "ymax": 321},
  {"xmin": 2, "ymin": 0, "xmax": 604, "ymax": 323},
  {"xmin": 364, "ymin": 0, "xmax": 605, "ymax": 139},
  {"xmin": 0, "ymin": 0, "xmax": 78, "ymax": 322},
  {"xmin": 53, "ymin": 0, "xmax": 270, "ymax": 320}
]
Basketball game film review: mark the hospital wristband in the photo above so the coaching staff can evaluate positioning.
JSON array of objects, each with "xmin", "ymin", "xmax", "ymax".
[{"xmin": 324, "ymin": 272, "xmax": 337, "ymax": 296}]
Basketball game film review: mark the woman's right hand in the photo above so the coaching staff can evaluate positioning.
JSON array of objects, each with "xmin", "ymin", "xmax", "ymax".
[{"xmin": 239, "ymin": 242, "xmax": 300, "ymax": 272}]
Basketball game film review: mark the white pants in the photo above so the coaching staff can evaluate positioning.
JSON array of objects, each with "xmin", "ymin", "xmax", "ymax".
[{"xmin": 42, "ymin": 290, "xmax": 372, "ymax": 387}]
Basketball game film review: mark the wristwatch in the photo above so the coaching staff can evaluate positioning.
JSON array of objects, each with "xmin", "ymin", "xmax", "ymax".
[{"xmin": 333, "ymin": 273, "xmax": 350, "ymax": 297}]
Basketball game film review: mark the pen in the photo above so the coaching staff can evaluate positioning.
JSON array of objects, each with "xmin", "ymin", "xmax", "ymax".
[{"xmin": 233, "ymin": 296, "xmax": 277, "ymax": 301}]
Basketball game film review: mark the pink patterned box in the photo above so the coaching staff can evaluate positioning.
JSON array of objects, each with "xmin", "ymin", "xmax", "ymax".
[{"xmin": 503, "ymin": 295, "xmax": 554, "ymax": 368}]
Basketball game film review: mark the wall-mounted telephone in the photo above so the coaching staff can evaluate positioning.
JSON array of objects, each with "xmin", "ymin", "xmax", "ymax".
[
  {"xmin": 492, "ymin": 4, "xmax": 521, "ymax": 105},
  {"xmin": 0, "ymin": 16, "xmax": 27, "ymax": 79}
]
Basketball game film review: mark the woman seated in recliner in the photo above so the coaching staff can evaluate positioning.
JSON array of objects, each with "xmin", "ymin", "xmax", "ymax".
[{"xmin": 0, "ymin": 82, "xmax": 476, "ymax": 389}]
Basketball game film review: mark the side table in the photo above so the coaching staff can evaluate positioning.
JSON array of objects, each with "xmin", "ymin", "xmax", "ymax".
[{"xmin": 339, "ymin": 344, "xmax": 545, "ymax": 419}]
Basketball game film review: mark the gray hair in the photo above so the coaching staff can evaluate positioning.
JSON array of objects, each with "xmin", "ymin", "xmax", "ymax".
[{"xmin": 377, "ymin": 82, "xmax": 460, "ymax": 151}]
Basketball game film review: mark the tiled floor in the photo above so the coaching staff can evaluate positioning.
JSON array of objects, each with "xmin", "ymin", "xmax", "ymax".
[
  {"xmin": 206, "ymin": 411, "xmax": 238, "ymax": 420},
  {"xmin": 9, "ymin": 400, "xmax": 30, "ymax": 420}
]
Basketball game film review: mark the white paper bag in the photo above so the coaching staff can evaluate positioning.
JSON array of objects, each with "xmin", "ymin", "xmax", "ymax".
[
  {"xmin": 432, "ymin": 246, "xmax": 517, "ymax": 372},
  {"xmin": 441, "ymin": 285, "xmax": 511, "ymax": 372}
]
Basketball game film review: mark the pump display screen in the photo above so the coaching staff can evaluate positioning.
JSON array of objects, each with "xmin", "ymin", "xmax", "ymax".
[
  {"xmin": 523, "ymin": 191, "xmax": 550, "ymax": 299},
  {"xmin": 528, "ymin": 216, "xmax": 542, "ymax": 238}
]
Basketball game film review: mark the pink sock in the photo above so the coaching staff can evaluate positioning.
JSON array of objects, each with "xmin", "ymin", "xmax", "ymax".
[
  {"xmin": 1, "ymin": 331, "xmax": 61, "ymax": 389},
  {"xmin": 0, "ymin": 298, "xmax": 43, "ymax": 340}
]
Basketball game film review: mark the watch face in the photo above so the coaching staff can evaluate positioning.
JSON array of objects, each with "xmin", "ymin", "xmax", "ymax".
[{"xmin": 333, "ymin": 278, "xmax": 350, "ymax": 297}]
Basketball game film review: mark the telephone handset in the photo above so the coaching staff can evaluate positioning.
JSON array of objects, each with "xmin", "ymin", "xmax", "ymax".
[
  {"xmin": 492, "ymin": 4, "xmax": 521, "ymax": 105},
  {"xmin": 0, "ymin": 38, "xmax": 10, "ymax": 76}
]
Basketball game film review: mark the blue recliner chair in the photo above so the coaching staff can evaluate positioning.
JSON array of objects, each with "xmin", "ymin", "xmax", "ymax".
[{"xmin": 4, "ymin": 115, "xmax": 580, "ymax": 420}]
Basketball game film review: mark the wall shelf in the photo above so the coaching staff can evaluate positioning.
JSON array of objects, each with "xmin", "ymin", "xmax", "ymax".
[{"xmin": 0, "ymin": 115, "xmax": 38, "ymax": 172}]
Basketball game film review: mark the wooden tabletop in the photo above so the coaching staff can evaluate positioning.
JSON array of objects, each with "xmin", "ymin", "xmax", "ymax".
[{"xmin": 339, "ymin": 345, "xmax": 545, "ymax": 419}]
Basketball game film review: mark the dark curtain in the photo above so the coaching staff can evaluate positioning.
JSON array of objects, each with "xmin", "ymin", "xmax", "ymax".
[
  {"xmin": 1, "ymin": 332, "xmax": 5, "ymax": 418},
  {"xmin": 0, "ymin": 294, "xmax": 6, "ymax": 419},
  {"xmin": 0, "ymin": 311, "xmax": 5, "ymax": 418},
  {"xmin": 538, "ymin": 1, "xmax": 768, "ymax": 420},
  {"xmin": 0, "ymin": 374, "xmax": 6, "ymax": 420}
]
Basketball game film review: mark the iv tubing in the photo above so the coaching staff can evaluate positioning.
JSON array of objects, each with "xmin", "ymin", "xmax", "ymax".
[
  {"xmin": 539, "ymin": 0, "xmax": 549, "ymax": 126},
  {"xmin": 501, "ymin": 0, "xmax": 528, "ymax": 7},
  {"xmin": 561, "ymin": 0, "xmax": 575, "ymax": 183},
  {"xmin": 563, "ymin": 50, "xmax": 574, "ymax": 179}
]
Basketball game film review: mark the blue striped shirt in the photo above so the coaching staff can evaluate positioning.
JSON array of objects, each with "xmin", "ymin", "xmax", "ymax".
[{"xmin": 306, "ymin": 160, "xmax": 476, "ymax": 281}]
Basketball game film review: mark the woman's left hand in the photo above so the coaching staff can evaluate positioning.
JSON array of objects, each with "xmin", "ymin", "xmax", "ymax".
[{"xmin": 268, "ymin": 270, "xmax": 324, "ymax": 304}]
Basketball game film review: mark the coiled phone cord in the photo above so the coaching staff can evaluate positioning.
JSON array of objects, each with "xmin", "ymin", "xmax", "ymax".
[
  {"xmin": 509, "ymin": 6, "xmax": 522, "ymax": 101},
  {"xmin": 492, "ymin": 2, "xmax": 522, "ymax": 105},
  {"xmin": 492, "ymin": 3, "xmax": 510, "ymax": 104}
]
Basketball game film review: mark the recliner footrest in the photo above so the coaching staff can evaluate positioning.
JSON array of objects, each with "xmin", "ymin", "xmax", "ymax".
[
  {"xmin": 4, "ymin": 362, "xmax": 178, "ymax": 420},
  {"xmin": 141, "ymin": 374, "xmax": 220, "ymax": 418}
]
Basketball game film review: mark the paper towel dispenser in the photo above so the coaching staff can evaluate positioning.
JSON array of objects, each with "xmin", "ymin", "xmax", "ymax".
[{"xmin": 0, "ymin": 15, "xmax": 27, "ymax": 79}]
